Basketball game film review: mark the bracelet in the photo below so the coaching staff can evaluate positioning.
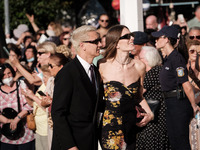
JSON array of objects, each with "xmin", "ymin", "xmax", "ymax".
[{"xmin": 17, "ymin": 115, "xmax": 21, "ymax": 119}]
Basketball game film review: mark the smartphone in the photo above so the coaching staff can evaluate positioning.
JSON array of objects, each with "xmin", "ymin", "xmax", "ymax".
[
  {"xmin": 38, "ymin": 91, "xmax": 46, "ymax": 96},
  {"xmin": 178, "ymin": 14, "xmax": 185, "ymax": 23},
  {"xmin": 3, "ymin": 46, "xmax": 10, "ymax": 56}
]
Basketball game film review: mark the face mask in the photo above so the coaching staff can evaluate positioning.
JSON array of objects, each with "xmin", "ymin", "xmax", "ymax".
[
  {"xmin": 2, "ymin": 77, "xmax": 14, "ymax": 86},
  {"xmin": 27, "ymin": 57, "xmax": 35, "ymax": 62}
]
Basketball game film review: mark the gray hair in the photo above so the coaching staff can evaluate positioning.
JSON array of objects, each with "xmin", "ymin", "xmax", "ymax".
[
  {"xmin": 141, "ymin": 46, "xmax": 162, "ymax": 68},
  {"xmin": 71, "ymin": 25, "xmax": 97, "ymax": 52},
  {"xmin": 189, "ymin": 26, "xmax": 200, "ymax": 33}
]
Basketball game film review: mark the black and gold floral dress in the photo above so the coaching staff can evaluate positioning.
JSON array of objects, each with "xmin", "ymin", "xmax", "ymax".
[{"xmin": 101, "ymin": 80, "xmax": 142, "ymax": 150}]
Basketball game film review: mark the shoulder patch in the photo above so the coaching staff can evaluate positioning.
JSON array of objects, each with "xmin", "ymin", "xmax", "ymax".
[{"xmin": 176, "ymin": 67, "xmax": 184, "ymax": 77}]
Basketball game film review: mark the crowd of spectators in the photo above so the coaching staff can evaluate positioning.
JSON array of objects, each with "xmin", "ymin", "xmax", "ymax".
[{"xmin": 0, "ymin": 5, "xmax": 200, "ymax": 150}]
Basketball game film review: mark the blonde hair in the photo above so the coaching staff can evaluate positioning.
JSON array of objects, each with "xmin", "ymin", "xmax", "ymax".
[
  {"xmin": 71, "ymin": 25, "xmax": 97, "ymax": 52},
  {"xmin": 56, "ymin": 45, "xmax": 72, "ymax": 58},
  {"xmin": 49, "ymin": 22, "xmax": 63, "ymax": 36},
  {"xmin": 37, "ymin": 41, "xmax": 56, "ymax": 54},
  {"xmin": 40, "ymin": 64, "xmax": 50, "ymax": 73}
]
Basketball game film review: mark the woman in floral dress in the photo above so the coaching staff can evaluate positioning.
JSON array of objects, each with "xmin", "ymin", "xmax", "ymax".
[{"xmin": 99, "ymin": 25, "xmax": 154, "ymax": 150}]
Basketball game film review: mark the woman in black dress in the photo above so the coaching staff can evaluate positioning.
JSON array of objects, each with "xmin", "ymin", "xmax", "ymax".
[{"xmin": 136, "ymin": 46, "xmax": 171, "ymax": 150}]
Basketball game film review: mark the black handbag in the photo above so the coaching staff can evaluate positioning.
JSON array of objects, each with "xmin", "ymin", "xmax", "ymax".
[
  {"xmin": 1, "ymin": 81, "xmax": 25, "ymax": 140},
  {"xmin": 146, "ymin": 99, "xmax": 160, "ymax": 117},
  {"xmin": 1, "ymin": 108, "xmax": 25, "ymax": 140}
]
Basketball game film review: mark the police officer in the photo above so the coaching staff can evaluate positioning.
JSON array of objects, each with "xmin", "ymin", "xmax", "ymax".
[{"xmin": 152, "ymin": 26, "xmax": 200, "ymax": 150}]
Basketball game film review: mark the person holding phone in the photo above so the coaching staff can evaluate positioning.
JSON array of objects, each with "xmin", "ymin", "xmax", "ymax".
[{"xmin": 23, "ymin": 65, "xmax": 52, "ymax": 150}]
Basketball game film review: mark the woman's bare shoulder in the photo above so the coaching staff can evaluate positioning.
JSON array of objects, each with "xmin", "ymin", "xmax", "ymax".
[
  {"xmin": 99, "ymin": 58, "xmax": 113, "ymax": 68},
  {"xmin": 132, "ymin": 59, "xmax": 146, "ymax": 74}
]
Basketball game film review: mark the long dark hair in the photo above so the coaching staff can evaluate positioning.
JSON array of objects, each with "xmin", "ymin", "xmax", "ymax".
[
  {"xmin": 0, "ymin": 63, "xmax": 16, "ymax": 83},
  {"xmin": 7, "ymin": 43, "xmax": 21, "ymax": 58},
  {"xmin": 104, "ymin": 25, "xmax": 128, "ymax": 60},
  {"xmin": 23, "ymin": 44, "xmax": 38, "ymax": 72}
]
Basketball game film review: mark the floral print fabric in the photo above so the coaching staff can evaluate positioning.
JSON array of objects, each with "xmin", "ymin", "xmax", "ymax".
[{"xmin": 101, "ymin": 81, "xmax": 141, "ymax": 150}]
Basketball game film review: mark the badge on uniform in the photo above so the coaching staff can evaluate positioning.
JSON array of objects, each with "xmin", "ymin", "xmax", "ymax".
[{"xmin": 176, "ymin": 67, "xmax": 184, "ymax": 77}]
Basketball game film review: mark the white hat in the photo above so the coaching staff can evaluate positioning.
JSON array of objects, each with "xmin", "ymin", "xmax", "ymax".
[{"xmin": 13, "ymin": 24, "xmax": 29, "ymax": 39}]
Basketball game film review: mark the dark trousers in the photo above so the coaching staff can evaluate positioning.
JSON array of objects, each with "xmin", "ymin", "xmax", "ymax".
[
  {"xmin": 1, "ymin": 140, "xmax": 35, "ymax": 150},
  {"xmin": 165, "ymin": 97, "xmax": 193, "ymax": 150}
]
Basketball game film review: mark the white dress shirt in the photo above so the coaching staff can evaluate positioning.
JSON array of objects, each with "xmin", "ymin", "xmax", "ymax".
[{"xmin": 77, "ymin": 55, "xmax": 92, "ymax": 81}]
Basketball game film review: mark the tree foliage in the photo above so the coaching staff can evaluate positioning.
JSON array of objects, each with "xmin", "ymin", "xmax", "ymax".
[{"xmin": 0, "ymin": 0, "xmax": 73, "ymax": 33}]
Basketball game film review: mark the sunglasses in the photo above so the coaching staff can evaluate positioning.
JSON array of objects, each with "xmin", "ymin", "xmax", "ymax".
[
  {"xmin": 119, "ymin": 33, "xmax": 134, "ymax": 40},
  {"xmin": 83, "ymin": 38, "xmax": 101, "ymax": 45},
  {"xmin": 63, "ymin": 38, "xmax": 70, "ymax": 41},
  {"xmin": 48, "ymin": 63, "xmax": 57, "ymax": 69},
  {"xmin": 100, "ymin": 20, "xmax": 109, "ymax": 23},
  {"xmin": 37, "ymin": 52, "xmax": 46, "ymax": 56},
  {"xmin": 189, "ymin": 35, "xmax": 200, "ymax": 40},
  {"xmin": 189, "ymin": 49, "xmax": 197, "ymax": 54}
]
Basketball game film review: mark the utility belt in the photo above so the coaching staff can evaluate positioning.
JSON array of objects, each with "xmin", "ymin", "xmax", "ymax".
[{"xmin": 163, "ymin": 85, "xmax": 186, "ymax": 100}]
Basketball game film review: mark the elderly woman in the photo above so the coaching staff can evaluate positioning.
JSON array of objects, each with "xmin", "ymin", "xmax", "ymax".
[
  {"xmin": 152, "ymin": 25, "xmax": 199, "ymax": 150},
  {"xmin": 136, "ymin": 46, "xmax": 171, "ymax": 149},
  {"xmin": 45, "ymin": 53, "xmax": 71, "ymax": 149},
  {"xmin": 186, "ymin": 40, "xmax": 200, "ymax": 150},
  {"xmin": 99, "ymin": 25, "xmax": 153, "ymax": 150},
  {"xmin": 0, "ymin": 63, "xmax": 34, "ymax": 150}
]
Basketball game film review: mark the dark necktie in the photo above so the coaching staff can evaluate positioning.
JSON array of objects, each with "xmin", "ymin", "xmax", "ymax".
[{"xmin": 89, "ymin": 65, "xmax": 96, "ymax": 90}]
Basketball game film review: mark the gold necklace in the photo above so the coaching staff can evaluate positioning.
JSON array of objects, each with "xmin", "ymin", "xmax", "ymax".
[{"xmin": 115, "ymin": 58, "xmax": 131, "ymax": 65}]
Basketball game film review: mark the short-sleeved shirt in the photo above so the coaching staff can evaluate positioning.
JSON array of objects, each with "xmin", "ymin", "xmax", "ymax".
[
  {"xmin": 187, "ymin": 17, "xmax": 200, "ymax": 29},
  {"xmin": 159, "ymin": 50, "xmax": 188, "ymax": 92}
]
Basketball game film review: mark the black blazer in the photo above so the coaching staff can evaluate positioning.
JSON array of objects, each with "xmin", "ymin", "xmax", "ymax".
[{"xmin": 51, "ymin": 57, "xmax": 102, "ymax": 150}]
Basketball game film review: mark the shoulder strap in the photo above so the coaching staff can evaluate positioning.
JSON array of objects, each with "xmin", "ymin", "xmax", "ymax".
[{"xmin": 16, "ymin": 81, "xmax": 21, "ymax": 113}]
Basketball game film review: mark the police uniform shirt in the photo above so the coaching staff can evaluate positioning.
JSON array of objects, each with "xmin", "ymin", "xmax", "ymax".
[{"xmin": 159, "ymin": 49, "xmax": 188, "ymax": 92}]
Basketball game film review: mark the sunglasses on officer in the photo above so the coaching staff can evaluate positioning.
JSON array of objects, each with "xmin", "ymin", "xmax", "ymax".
[
  {"xmin": 119, "ymin": 33, "xmax": 134, "ymax": 40},
  {"xmin": 82, "ymin": 38, "xmax": 101, "ymax": 45},
  {"xmin": 189, "ymin": 35, "xmax": 200, "ymax": 40}
]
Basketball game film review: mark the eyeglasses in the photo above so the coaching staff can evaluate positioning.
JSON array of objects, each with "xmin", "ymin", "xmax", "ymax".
[
  {"xmin": 100, "ymin": 20, "xmax": 109, "ymax": 23},
  {"xmin": 189, "ymin": 35, "xmax": 200, "ymax": 40},
  {"xmin": 119, "ymin": 33, "xmax": 134, "ymax": 40},
  {"xmin": 189, "ymin": 49, "xmax": 197, "ymax": 54},
  {"xmin": 83, "ymin": 38, "xmax": 101, "ymax": 45},
  {"xmin": 37, "ymin": 52, "xmax": 46, "ymax": 56},
  {"xmin": 48, "ymin": 63, "xmax": 57, "ymax": 69}
]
